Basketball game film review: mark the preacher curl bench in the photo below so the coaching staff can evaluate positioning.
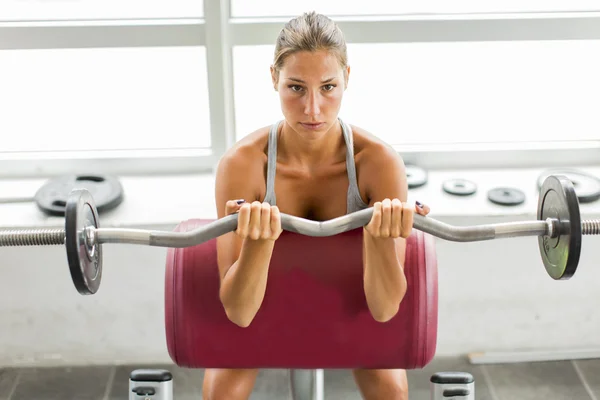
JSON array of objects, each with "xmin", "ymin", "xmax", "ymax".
[{"xmin": 129, "ymin": 221, "xmax": 474, "ymax": 399}]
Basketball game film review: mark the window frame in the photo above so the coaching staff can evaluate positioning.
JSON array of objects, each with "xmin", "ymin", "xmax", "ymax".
[{"xmin": 1, "ymin": 2, "xmax": 599, "ymax": 178}]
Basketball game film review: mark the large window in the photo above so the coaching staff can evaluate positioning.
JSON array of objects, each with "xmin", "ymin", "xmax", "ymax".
[
  {"xmin": 2, "ymin": 0, "xmax": 204, "ymax": 21},
  {"xmin": 230, "ymin": 1, "xmax": 600, "ymax": 17},
  {"xmin": 234, "ymin": 41, "xmax": 600, "ymax": 145},
  {"xmin": 0, "ymin": 47, "xmax": 210, "ymax": 153},
  {"xmin": 2, "ymin": 0, "xmax": 600, "ymax": 176}
]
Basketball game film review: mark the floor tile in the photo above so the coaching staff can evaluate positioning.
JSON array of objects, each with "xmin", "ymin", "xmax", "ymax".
[
  {"xmin": 573, "ymin": 359, "xmax": 600, "ymax": 399},
  {"xmin": 484, "ymin": 360, "xmax": 592, "ymax": 400},
  {"xmin": 0, "ymin": 369, "xmax": 20, "ymax": 400},
  {"xmin": 10, "ymin": 366, "xmax": 111, "ymax": 400}
]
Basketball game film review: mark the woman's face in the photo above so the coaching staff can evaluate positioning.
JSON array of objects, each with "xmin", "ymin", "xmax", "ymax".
[{"xmin": 272, "ymin": 50, "xmax": 349, "ymax": 136}]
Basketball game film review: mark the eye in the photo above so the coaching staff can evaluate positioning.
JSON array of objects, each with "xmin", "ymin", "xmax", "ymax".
[
  {"xmin": 288, "ymin": 85, "xmax": 303, "ymax": 92},
  {"xmin": 322, "ymin": 84, "xmax": 336, "ymax": 91}
]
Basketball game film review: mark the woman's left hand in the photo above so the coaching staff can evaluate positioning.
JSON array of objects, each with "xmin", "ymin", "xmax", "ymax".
[{"xmin": 364, "ymin": 198, "xmax": 431, "ymax": 239}]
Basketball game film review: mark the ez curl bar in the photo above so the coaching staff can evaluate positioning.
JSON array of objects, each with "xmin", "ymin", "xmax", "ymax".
[{"xmin": 0, "ymin": 175, "xmax": 598, "ymax": 295}]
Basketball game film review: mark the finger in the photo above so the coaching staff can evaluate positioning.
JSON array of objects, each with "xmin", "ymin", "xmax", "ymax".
[
  {"xmin": 236, "ymin": 203, "xmax": 251, "ymax": 237},
  {"xmin": 225, "ymin": 199, "xmax": 246, "ymax": 215},
  {"xmin": 270, "ymin": 206, "xmax": 281, "ymax": 238},
  {"xmin": 249, "ymin": 201, "xmax": 263, "ymax": 240},
  {"xmin": 402, "ymin": 202, "xmax": 414, "ymax": 238},
  {"xmin": 367, "ymin": 202, "xmax": 383, "ymax": 235},
  {"xmin": 391, "ymin": 198, "xmax": 402, "ymax": 238},
  {"xmin": 380, "ymin": 198, "xmax": 392, "ymax": 237},
  {"xmin": 415, "ymin": 201, "xmax": 431, "ymax": 216},
  {"xmin": 260, "ymin": 202, "xmax": 271, "ymax": 239}
]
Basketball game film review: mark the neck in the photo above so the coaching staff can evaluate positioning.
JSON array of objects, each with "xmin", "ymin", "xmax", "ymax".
[{"xmin": 278, "ymin": 120, "xmax": 345, "ymax": 169}]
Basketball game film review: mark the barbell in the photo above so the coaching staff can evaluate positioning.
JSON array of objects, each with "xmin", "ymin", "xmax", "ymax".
[{"xmin": 0, "ymin": 175, "xmax": 598, "ymax": 295}]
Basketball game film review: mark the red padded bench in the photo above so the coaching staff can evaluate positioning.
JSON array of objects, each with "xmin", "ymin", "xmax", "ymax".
[{"xmin": 165, "ymin": 220, "xmax": 438, "ymax": 371}]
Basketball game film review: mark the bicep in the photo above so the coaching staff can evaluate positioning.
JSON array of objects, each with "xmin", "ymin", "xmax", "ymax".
[
  {"xmin": 214, "ymin": 153, "xmax": 259, "ymax": 281},
  {"xmin": 364, "ymin": 145, "xmax": 408, "ymax": 206},
  {"xmin": 363, "ymin": 145, "xmax": 410, "ymax": 265}
]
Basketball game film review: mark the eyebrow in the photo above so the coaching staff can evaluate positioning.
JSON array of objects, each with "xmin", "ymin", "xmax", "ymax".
[{"xmin": 287, "ymin": 77, "xmax": 336, "ymax": 84}]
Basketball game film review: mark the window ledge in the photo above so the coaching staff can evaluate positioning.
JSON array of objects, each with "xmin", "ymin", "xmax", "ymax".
[{"xmin": 0, "ymin": 166, "xmax": 599, "ymax": 231}]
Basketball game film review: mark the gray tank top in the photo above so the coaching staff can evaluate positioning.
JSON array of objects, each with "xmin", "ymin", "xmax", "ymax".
[{"xmin": 262, "ymin": 118, "xmax": 369, "ymax": 214}]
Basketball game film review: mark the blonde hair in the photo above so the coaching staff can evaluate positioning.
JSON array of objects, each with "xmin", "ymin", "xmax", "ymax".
[{"xmin": 272, "ymin": 11, "xmax": 348, "ymax": 81}]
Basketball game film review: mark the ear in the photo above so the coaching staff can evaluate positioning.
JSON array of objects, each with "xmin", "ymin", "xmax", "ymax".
[
  {"xmin": 270, "ymin": 65, "xmax": 279, "ymax": 91},
  {"xmin": 344, "ymin": 65, "xmax": 350, "ymax": 89}
]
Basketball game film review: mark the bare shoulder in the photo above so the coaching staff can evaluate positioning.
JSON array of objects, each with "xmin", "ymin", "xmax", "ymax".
[
  {"xmin": 217, "ymin": 126, "xmax": 270, "ymax": 172},
  {"xmin": 348, "ymin": 124, "xmax": 408, "ymax": 203},
  {"xmin": 214, "ymin": 126, "xmax": 271, "ymax": 210},
  {"xmin": 349, "ymin": 124, "xmax": 405, "ymax": 172}
]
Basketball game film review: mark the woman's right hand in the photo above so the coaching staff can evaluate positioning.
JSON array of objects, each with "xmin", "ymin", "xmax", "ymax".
[{"xmin": 225, "ymin": 200, "xmax": 283, "ymax": 241}]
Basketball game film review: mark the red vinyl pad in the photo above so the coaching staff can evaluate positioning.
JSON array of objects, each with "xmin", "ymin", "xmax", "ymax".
[{"xmin": 165, "ymin": 220, "xmax": 438, "ymax": 369}]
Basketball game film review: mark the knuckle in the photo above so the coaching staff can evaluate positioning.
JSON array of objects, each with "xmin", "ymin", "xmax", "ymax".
[
  {"xmin": 236, "ymin": 228, "xmax": 247, "ymax": 238},
  {"xmin": 261, "ymin": 229, "xmax": 272, "ymax": 239}
]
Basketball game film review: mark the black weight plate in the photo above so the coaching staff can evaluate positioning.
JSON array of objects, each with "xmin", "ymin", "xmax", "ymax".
[
  {"xmin": 537, "ymin": 175, "xmax": 581, "ymax": 280},
  {"xmin": 406, "ymin": 165, "xmax": 428, "ymax": 189},
  {"xmin": 537, "ymin": 169, "xmax": 600, "ymax": 204},
  {"xmin": 487, "ymin": 187, "xmax": 526, "ymax": 206},
  {"xmin": 442, "ymin": 179, "xmax": 477, "ymax": 196},
  {"xmin": 65, "ymin": 189, "xmax": 102, "ymax": 295},
  {"xmin": 35, "ymin": 175, "xmax": 124, "ymax": 216}
]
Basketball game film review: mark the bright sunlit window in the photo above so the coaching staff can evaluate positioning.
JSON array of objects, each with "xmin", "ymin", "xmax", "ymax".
[
  {"xmin": 231, "ymin": 0, "xmax": 600, "ymax": 17},
  {"xmin": 1, "ymin": 0, "xmax": 204, "ymax": 21},
  {"xmin": 234, "ymin": 40, "xmax": 600, "ymax": 145},
  {"xmin": 0, "ymin": 47, "xmax": 211, "ymax": 152}
]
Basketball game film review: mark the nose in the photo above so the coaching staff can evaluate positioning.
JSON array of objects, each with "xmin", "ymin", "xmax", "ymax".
[{"xmin": 303, "ymin": 90, "xmax": 321, "ymax": 118}]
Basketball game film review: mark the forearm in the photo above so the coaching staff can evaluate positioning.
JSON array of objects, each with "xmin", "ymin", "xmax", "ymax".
[
  {"xmin": 219, "ymin": 238, "xmax": 275, "ymax": 327},
  {"xmin": 362, "ymin": 229, "xmax": 407, "ymax": 322}
]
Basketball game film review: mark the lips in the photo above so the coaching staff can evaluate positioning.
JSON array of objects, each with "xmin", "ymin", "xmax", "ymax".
[{"xmin": 300, "ymin": 122, "xmax": 324, "ymax": 130}]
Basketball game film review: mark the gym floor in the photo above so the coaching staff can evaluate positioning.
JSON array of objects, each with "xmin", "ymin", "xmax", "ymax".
[{"xmin": 1, "ymin": 356, "xmax": 599, "ymax": 399}]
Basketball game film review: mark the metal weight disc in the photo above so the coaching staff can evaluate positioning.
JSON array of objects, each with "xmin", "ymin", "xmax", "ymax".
[
  {"xmin": 537, "ymin": 169, "xmax": 600, "ymax": 204},
  {"xmin": 406, "ymin": 165, "xmax": 428, "ymax": 189},
  {"xmin": 442, "ymin": 179, "xmax": 477, "ymax": 196},
  {"xmin": 65, "ymin": 189, "xmax": 103, "ymax": 295},
  {"xmin": 537, "ymin": 175, "xmax": 581, "ymax": 280},
  {"xmin": 487, "ymin": 187, "xmax": 526, "ymax": 206},
  {"xmin": 35, "ymin": 175, "xmax": 124, "ymax": 216}
]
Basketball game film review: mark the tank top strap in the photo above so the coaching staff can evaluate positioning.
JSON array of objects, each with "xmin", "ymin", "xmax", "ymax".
[
  {"xmin": 263, "ymin": 120, "xmax": 282, "ymax": 205},
  {"xmin": 340, "ymin": 118, "xmax": 370, "ymax": 213}
]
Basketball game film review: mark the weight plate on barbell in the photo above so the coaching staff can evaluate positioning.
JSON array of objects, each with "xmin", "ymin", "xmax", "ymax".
[
  {"xmin": 442, "ymin": 179, "xmax": 477, "ymax": 196},
  {"xmin": 406, "ymin": 165, "xmax": 428, "ymax": 189},
  {"xmin": 487, "ymin": 187, "xmax": 526, "ymax": 206},
  {"xmin": 537, "ymin": 175, "xmax": 581, "ymax": 280},
  {"xmin": 35, "ymin": 175, "xmax": 124, "ymax": 216},
  {"xmin": 537, "ymin": 169, "xmax": 600, "ymax": 204},
  {"xmin": 65, "ymin": 189, "xmax": 103, "ymax": 295}
]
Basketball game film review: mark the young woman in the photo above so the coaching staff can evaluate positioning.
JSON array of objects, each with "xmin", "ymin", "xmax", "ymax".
[{"xmin": 207, "ymin": 11, "xmax": 431, "ymax": 400}]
